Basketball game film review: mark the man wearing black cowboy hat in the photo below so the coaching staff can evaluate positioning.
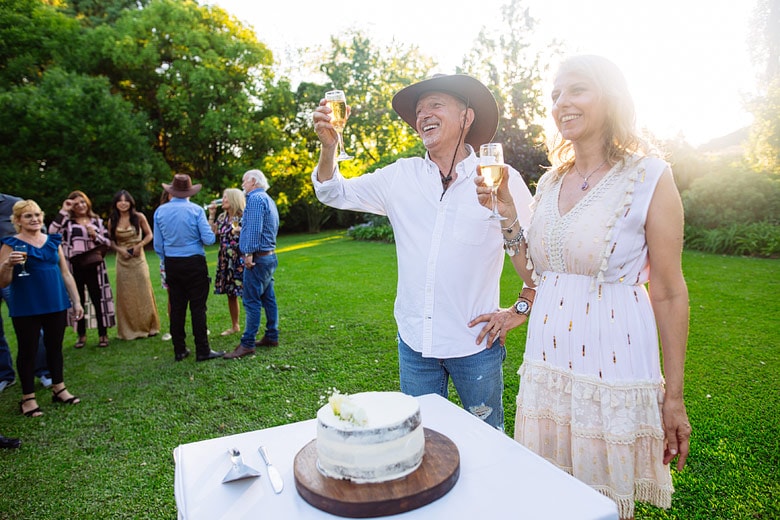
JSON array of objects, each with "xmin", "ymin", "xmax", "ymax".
[
  {"xmin": 311, "ymin": 74, "xmax": 533, "ymax": 430},
  {"xmin": 153, "ymin": 174, "xmax": 224, "ymax": 362}
]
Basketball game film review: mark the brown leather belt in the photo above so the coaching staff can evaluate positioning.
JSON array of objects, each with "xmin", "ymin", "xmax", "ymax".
[{"xmin": 253, "ymin": 250, "xmax": 275, "ymax": 258}]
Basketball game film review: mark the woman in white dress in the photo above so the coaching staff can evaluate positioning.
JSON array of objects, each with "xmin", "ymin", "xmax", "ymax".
[{"xmin": 471, "ymin": 55, "xmax": 692, "ymax": 519}]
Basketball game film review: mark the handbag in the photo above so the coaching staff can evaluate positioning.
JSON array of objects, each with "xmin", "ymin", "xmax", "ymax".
[{"xmin": 71, "ymin": 244, "xmax": 109, "ymax": 268}]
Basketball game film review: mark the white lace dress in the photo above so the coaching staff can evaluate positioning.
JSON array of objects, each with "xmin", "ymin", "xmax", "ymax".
[{"xmin": 517, "ymin": 155, "xmax": 673, "ymax": 518}]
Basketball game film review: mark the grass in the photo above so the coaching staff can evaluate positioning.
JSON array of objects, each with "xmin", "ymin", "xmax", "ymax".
[{"xmin": 0, "ymin": 232, "xmax": 778, "ymax": 519}]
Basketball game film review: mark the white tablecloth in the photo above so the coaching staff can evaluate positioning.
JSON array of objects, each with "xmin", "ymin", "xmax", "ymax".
[{"xmin": 174, "ymin": 393, "xmax": 619, "ymax": 519}]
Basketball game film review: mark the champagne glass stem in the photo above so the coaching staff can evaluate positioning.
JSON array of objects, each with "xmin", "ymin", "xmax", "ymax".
[
  {"xmin": 336, "ymin": 131, "xmax": 352, "ymax": 161},
  {"xmin": 489, "ymin": 188, "xmax": 506, "ymax": 220}
]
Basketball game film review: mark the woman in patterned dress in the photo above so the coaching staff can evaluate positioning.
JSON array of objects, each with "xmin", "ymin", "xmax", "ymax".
[
  {"xmin": 471, "ymin": 55, "xmax": 691, "ymax": 519},
  {"xmin": 49, "ymin": 190, "xmax": 116, "ymax": 348},
  {"xmin": 208, "ymin": 188, "xmax": 245, "ymax": 336}
]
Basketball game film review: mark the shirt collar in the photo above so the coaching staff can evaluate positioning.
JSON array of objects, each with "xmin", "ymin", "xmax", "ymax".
[{"xmin": 424, "ymin": 144, "xmax": 477, "ymax": 178}]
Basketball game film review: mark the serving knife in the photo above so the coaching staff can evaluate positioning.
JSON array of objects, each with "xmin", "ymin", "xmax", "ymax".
[{"xmin": 258, "ymin": 445, "xmax": 284, "ymax": 493}]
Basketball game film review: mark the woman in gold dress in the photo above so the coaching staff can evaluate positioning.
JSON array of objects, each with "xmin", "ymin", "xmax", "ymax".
[{"xmin": 107, "ymin": 190, "xmax": 160, "ymax": 340}]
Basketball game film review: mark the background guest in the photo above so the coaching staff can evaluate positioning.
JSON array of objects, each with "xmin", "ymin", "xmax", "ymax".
[
  {"xmin": 0, "ymin": 200, "xmax": 83, "ymax": 417},
  {"xmin": 49, "ymin": 190, "xmax": 115, "ymax": 348},
  {"xmin": 223, "ymin": 170, "xmax": 279, "ymax": 359},
  {"xmin": 153, "ymin": 174, "xmax": 223, "ymax": 362},
  {"xmin": 471, "ymin": 55, "xmax": 691, "ymax": 519},
  {"xmin": 208, "ymin": 188, "xmax": 245, "ymax": 337},
  {"xmin": 158, "ymin": 190, "xmax": 172, "ymax": 341},
  {"xmin": 0, "ymin": 193, "xmax": 22, "ymax": 392},
  {"xmin": 107, "ymin": 190, "xmax": 160, "ymax": 340}
]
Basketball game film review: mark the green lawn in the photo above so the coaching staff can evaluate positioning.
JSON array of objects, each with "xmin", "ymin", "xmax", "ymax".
[{"xmin": 0, "ymin": 232, "xmax": 777, "ymax": 519}]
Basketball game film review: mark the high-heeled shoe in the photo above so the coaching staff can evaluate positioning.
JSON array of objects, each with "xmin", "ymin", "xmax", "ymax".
[
  {"xmin": 20, "ymin": 396, "xmax": 43, "ymax": 417},
  {"xmin": 52, "ymin": 387, "xmax": 80, "ymax": 405}
]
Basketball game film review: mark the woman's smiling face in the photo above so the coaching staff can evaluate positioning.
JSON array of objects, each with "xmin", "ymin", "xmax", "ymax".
[{"xmin": 551, "ymin": 71, "xmax": 608, "ymax": 144}]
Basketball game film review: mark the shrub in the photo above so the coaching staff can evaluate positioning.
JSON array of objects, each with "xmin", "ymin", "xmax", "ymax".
[
  {"xmin": 347, "ymin": 215, "xmax": 395, "ymax": 243},
  {"xmin": 681, "ymin": 167, "xmax": 779, "ymax": 257},
  {"xmin": 682, "ymin": 169, "xmax": 780, "ymax": 229},
  {"xmin": 685, "ymin": 222, "xmax": 780, "ymax": 258}
]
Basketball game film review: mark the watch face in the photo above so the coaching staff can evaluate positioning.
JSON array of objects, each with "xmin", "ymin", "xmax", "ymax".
[{"xmin": 514, "ymin": 300, "xmax": 530, "ymax": 315}]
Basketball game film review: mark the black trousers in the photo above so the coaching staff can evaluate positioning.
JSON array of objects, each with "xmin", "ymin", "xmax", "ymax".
[
  {"xmin": 164, "ymin": 255, "xmax": 211, "ymax": 357},
  {"xmin": 11, "ymin": 311, "xmax": 67, "ymax": 395},
  {"xmin": 72, "ymin": 264, "xmax": 107, "ymax": 336}
]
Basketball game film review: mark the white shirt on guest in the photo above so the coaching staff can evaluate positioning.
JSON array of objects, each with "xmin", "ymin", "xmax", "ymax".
[{"xmin": 312, "ymin": 147, "xmax": 533, "ymax": 359}]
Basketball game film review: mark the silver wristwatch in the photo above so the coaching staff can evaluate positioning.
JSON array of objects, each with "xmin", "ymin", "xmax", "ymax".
[{"xmin": 513, "ymin": 300, "xmax": 531, "ymax": 316}]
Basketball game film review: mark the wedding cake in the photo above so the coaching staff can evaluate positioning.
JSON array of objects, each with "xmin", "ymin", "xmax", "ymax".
[{"xmin": 316, "ymin": 391, "xmax": 425, "ymax": 483}]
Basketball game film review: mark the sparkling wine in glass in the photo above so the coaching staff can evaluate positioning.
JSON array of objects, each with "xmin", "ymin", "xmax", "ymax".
[
  {"xmin": 14, "ymin": 244, "xmax": 30, "ymax": 277},
  {"xmin": 325, "ymin": 90, "xmax": 353, "ymax": 161},
  {"xmin": 230, "ymin": 217, "xmax": 240, "ymax": 233},
  {"xmin": 480, "ymin": 143, "xmax": 507, "ymax": 221}
]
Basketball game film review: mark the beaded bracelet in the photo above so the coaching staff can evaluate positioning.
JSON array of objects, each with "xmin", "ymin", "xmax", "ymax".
[{"xmin": 503, "ymin": 227, "xmax": 525, "ymax": 256}]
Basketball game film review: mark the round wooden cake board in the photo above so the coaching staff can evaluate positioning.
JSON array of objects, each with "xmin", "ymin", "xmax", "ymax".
[{"xmin": 294, "ymin": 428, "xmax": 460, "ymax": 518}]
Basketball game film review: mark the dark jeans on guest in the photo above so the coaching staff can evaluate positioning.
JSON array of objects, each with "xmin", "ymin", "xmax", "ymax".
[
  {"xmin": 165, "ymin": 255, "xmax": 211, "ymax": 357},
  {"xmin": 72, "ymin": 264, "xmax": 107, "ymax": 337},
  {"xmin": 0, "ymin": 287, "xmax": 14, "ymax": 383},
  {"xmin": 11, "ymin": 311, "xmax": 67, "ymax": 395}
]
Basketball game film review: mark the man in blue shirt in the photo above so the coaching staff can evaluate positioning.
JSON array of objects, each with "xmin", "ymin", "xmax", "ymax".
[
  {"xmin": 224, "ymin": 169, "xmax": 279, "ymax": 359},
  {"xmin": 153, "ymin": 175, "xmax": 224, "ymax": 362}
]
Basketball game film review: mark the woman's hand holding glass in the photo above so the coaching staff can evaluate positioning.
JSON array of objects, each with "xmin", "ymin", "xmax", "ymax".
[
  {"xmin": 13, "ymin": 244, "xmax": 30, "ymax": 277},
  {"xmin": 475, "ymin": 164, "xmax": 515, "ymax": 220},
  {"xmin": 479, "ymin": 143, "xmax": 507, "ymax": 220}
]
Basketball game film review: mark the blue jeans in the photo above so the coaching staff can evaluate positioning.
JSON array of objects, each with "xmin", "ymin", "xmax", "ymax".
[
  {"xmin": 240, "ymin": 254, "xmax": 278, "ymax": 348},
  {"xmin": 0, "ymin": 287, "xmax": 14, "ymax": 383},
  {"xmin": 398, "ymin": 335, "xmax": 506, "ymax": 430}
]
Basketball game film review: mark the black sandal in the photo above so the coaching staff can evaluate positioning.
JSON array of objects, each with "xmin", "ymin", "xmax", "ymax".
[
  {"xmin": 20, "ymin": 396, "xmax": 43, "ymax": 417},
  {"xmin": 52, "ymin": 387, "xmax": 80, "ymax": 405}
]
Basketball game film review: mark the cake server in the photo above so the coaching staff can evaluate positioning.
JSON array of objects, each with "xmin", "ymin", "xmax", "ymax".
[
  {"xmin": 258, "ymin": 445, "xmax": 284, "ymax": 493},
  {"xmin": 221, "ymin": 447, "xmax": 261, "ymax": 484}
]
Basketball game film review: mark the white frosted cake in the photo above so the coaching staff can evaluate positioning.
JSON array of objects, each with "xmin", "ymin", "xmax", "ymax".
[{"xmin": 316, "ymin": 391, "xmax": 425, "ymax": 484}]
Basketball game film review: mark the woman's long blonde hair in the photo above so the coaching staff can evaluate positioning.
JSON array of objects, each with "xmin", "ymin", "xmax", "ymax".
[
  {"xmin": 547, "ymin": 55, "xmax": 657, "ymax": 177},
  {"xmin": 221, "ymin": 188, "xmax": 245, "ymax": 219}
]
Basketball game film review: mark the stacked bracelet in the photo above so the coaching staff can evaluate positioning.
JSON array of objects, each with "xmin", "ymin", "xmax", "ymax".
[
  {"xmin": 503, "ymin": 227, "xmax": 525, "ymax": 256},
  {"xmin": 501, "ymin": 215, "xmax": 519, "ymax": 233}
]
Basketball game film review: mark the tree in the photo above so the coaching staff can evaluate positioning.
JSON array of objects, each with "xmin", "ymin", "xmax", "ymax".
[
  {"xmin": 460, "ymin": 0, "xmax": 556, "ymax": 186},
  {"xmin": 0, "ymin": 0, "xmax": 80, "ymax": 89},
  {"xmin": 0, "ymin": 67, "xmax": 167, "ymax": 216},
  {"xmin": 91, "ymin": 0, "xmax": 276, "ymax": 195},
  {"xmin": 746, "ymin": 0, "xmax": 780, "ymax": 175}
]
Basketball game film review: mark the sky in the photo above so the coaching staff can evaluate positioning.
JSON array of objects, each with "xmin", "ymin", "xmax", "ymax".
[{"xmin": 211, "ymin": 0, "xmax": 759, "ymax": 147}]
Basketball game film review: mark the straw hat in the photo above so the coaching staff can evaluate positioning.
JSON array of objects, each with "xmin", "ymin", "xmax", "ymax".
[
  {"xmin": 162, "ymin": 174, "xmax": 202, "ymax": 198},
  {"xmin": 391, "ymin": 74, "xmax": 499, "ymax": 147}
]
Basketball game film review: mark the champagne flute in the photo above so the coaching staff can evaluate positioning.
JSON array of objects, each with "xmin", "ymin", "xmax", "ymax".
[
  {"xmin": 14, "ymin": 244, "xmax": 30, "ymax": 277},
  {"xmin": 325, "ymin": 90, "xmax": 353, "ymax": 161},
  {"xmin": 480, "ymin": 143, "xmax": 507, "ymax": 221},
  {"xmin": 230, "ymin": 217, "xmax": 240, "ymax": 233}
]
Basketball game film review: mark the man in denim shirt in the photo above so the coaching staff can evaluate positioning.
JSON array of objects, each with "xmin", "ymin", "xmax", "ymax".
[{"xmin": 224, "ymin": 169, "xmax": 279, "ymax": 359}]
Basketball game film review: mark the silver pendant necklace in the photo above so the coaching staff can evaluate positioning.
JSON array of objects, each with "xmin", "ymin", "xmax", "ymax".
[{"xmin": 574, "ymin": 159, "xmax": 607, "ymax": 191}]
